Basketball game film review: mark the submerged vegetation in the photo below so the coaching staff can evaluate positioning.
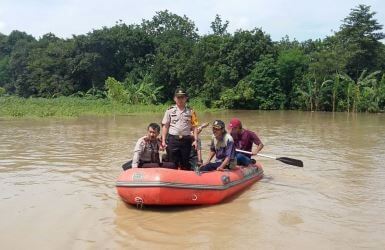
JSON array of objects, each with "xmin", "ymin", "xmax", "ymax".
[{"xmin": 1, "ymin": 4, "xmax": 385, "ymax": 116}]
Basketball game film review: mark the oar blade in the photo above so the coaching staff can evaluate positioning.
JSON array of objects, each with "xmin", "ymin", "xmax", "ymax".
[
  {"xmin": 122, "ymin": 160, "xmax": 132, "ymax": 170},
  {"xmin": 276, "ymin": 157, "xmax": 303, "ymax": 167}
]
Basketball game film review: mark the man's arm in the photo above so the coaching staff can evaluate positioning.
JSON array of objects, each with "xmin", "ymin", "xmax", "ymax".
[
  {"xmin": 161, "ymin": 124, "xmax": 169, "ymax": 149},
  {"xmin": 251, "ymin": 132, "xmax": 264, "ymax": 155},
  {"xmin": 161, "ymin": 109, "xmax": 171, "ymax": 149},
  {"xmin": 252, "ymin": 143, "xmax": 264, "ymax": 155},
  {"xmin": 132, "ymin": 139, "xmax": 143, "ymax": 168},
  {"xmin": 203, "ymin": 150, "xmax": 215, "ymax": 166},
  {"xmin": 217, "ymin": 156, "xmax": 230, "ymax": 171}
]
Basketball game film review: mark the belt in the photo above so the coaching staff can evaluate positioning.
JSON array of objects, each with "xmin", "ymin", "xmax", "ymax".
[{"xmin": 168, "ymin": 134, "xmax": 192, "ymax": 140}]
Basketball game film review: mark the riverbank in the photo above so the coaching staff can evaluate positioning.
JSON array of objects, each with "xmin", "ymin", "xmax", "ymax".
[{"xmin": 0, "ymin": 96, "xmax": 212, "ymax": 118}]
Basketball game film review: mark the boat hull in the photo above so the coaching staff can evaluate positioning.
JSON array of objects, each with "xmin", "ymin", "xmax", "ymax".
[{"xmin": 116, "ymin": 164, "xmax": 263, "ymax": 205}]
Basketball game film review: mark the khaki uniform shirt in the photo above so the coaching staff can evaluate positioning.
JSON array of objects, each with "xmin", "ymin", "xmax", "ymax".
[
  {"xmin": 162, "ymin": 105, "xmax": 198, "ymax": 136},
  {"xmin": 132, "ymin": 136, "xmax": 160, "ymax": 168}
]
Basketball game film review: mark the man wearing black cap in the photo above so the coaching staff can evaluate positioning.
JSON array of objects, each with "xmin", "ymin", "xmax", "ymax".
[
  {"xmin": 200, "ymin": 120, "xmax": 236, "ymax": 171},
  {"xmin": 161, "ymin": 87, "xmax": 198, "ymax": 170}
]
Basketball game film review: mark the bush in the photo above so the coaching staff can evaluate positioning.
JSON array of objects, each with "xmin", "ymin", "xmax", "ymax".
[{"xmin": 105, "ymin": 77, "xmax": 128, "ymax": 103}]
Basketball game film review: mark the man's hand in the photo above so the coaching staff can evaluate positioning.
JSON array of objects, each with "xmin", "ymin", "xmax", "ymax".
[
  {"xmin": 202, "ymin": 161, "xmax": 210, "ymax": 167},
  {"xmin": 192, "ymin": 140, "xmax": 198, "ymax": 150},
  {"xmin": 161, "ymin": 141, "xmax": 167, "ymax": 150},
  {"xmin": 252, "ymin": 148, "xmax": 259, "ymax": 156},
  {"xmin": 216, "ymin": 166, "xmax": 225, "ymax": 171}
]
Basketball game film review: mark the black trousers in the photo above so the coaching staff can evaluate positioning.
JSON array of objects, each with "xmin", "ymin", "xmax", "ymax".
[{"xmin": 167, "ymin": 135, "xmax": 192, "ymax": 170}]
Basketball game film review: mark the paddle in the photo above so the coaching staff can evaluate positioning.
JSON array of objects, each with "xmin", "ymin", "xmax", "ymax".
[
  {"xmin": 236, "ymin": 149, "xmax": 303, "ymax": 167},
  {"xmin": 122, "ymin": 160, "xmax": 132, "ymax": 170},
  {"xmin": 121, "ymin": 151, "xmax": 176, "ymax": 171}
]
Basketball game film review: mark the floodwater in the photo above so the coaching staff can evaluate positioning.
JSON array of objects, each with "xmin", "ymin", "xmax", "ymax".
[{"xmin": 1, "ymin": 111, "xmax": 385, "ymax": 250}]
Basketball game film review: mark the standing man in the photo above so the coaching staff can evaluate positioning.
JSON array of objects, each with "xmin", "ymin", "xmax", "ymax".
[
  {"xmin": 161, "ymin": 88, "xmax": 198, "ymax": 170},
  {"xmin": 228, "ymin": 118, "xmax": 264, "ymax": 167}
]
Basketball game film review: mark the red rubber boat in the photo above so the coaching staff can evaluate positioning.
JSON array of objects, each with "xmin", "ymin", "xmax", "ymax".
[{"xmin": 116, "ymin": 163, "xmax": 263, "ymax": 206}]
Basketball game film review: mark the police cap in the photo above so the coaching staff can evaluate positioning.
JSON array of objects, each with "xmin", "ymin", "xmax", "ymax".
[{"xmin": 174, "ymin": 87, "xmax": 187, "ymax": 97}]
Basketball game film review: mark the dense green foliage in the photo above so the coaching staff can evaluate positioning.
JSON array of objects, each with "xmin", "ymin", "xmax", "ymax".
[{"xmin": 1, "ymin": 5, "xmax": 385, "ymax": 112}]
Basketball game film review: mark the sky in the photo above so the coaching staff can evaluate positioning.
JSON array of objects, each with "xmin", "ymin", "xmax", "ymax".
[{"xmin": 1, "ymin": 0, "xmax": 384, "ymax": 41}]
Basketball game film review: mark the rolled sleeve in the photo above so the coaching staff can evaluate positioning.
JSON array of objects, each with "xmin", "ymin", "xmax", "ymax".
[
  {"xmin": 251, "ymin": 131, "xmax": 262, "ymax": 145},
  {"xmin": 161, "ymin": 110, "xmax": 171, "ymax": 125}
]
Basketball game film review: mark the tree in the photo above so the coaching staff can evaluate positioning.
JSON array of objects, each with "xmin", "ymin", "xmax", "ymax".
[
  {"xmin": 26, "ymin": 34, "xmax": 74, "ymax": 97},
  {"xmin": 142, "ymin": 10, "xmax": 199, "ymax": 99},
  {"xmin": 277, "ymin": 47, "xmax": 309, "ymax": 108},
  {"xmin": 238, "ymin": 56, "xmax": 285, "ymax": 109},
  {"xmin": 339, "ymin": 70, "xmax": 381, "ymax": 112},
  {"xmin": 141, "ymin": 10, "xmax": 199, "ymax": 40},
  {"xmin": 321, "ymin": 75, "xmax": 339, "ymax": 112},
  {"xmin": 378, "ymin": 74, "xmax": 385, "ymax": 110},
  {"xmin": 71, "ymin": 23, "xmax": 155, "ymax": 93},
  {"xmin": 226, "ymin": 29, "xmax": 275, "ymax": 82},
  {"xmin": 336, "ymin": 4, "xmax": 385, "ymax": 78},
  {"xmin": 210, "ymin": 14, "xmax": 229, "ymax": 36},
  {"xmin": 0, "ymin": 31, "xmax": 36, "ymax": 96}
]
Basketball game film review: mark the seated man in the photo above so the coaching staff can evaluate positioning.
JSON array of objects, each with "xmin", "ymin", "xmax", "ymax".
[
  {"xmin": 122, "ymin": 123, "xmax": 161, "ymax": 170},
  {"xmin": 200, "ymin": 120, "xmax": 236, "ymax": 171},
  {"xmin": 228, "ymin": 118, "xmax": 264, "ymax": 167}
]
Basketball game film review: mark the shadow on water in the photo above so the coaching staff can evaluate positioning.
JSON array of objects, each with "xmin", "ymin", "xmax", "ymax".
[{"xmin": 125, "ymin": 202, "xmax": 209, "ymax": 213}]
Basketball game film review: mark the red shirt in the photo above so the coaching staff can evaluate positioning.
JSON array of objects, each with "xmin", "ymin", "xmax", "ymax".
[{"xmin": 231, "ymin": 129, "xmax": 262, "ymax": 156}]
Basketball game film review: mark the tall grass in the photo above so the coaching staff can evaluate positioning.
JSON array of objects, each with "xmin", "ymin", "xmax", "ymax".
[
  {"xmin": 0, "ymin": 96, "xmax": 214, "ymax": 118},
  {"xmin": 0, "ymin": 96, "xmax": 167, "ymax": 118}
]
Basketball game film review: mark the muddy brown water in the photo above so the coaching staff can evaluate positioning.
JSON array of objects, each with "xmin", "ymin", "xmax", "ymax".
[{"xmin": 1, "ymin": 111, "xmax": 385, "ymax": 249}]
